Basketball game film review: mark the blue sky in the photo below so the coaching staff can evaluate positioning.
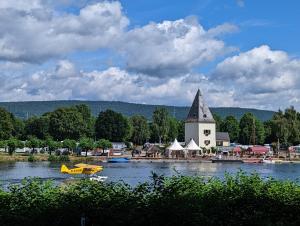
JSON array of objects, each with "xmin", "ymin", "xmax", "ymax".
[{"xmin": 0, "ymin": 0, "xmax": 300, "ymax": 110}]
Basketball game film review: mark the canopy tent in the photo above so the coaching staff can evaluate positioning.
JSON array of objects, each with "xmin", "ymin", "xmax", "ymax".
[
  {"xmin": 185, "ymin": 139, "xmax": 201, "ymax": 151},
  {"xmin": 185, "ymin": 139, "xmax": 201, "ymax": 158},
  {"xmin": 233, "ymin": 147, "xmax": 241, "ymax": 153},
  {"xmin": 166, "ymin": 139, "xmax": 184, "ymax": 158}
]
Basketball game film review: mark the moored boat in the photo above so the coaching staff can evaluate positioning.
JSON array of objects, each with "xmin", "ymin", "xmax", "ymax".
[
  {"xmin": 211, "ymin": 158, "xmax": 243, "ymax": 163},
  {"xmin": 108, "ymin": 157, "xmax": 130, "ymax": 163}
]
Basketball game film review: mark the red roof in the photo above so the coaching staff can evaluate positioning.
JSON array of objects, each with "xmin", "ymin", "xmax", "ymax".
[
  {"xmin": 233, "ymin": 147, "xmax": 241, "ymax": 153},
  {"xmin": 247, "ymin": 146, "xmax": 268, "ymax": 154}
]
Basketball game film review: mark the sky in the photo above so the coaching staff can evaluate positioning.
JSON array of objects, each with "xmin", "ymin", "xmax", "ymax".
[{"xmin": 0, "ymin": 0, "xmax": 300, "ymax": 110}]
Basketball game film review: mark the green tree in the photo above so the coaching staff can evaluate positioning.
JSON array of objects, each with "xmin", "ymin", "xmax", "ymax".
[
  {"xmin": 45, "ymin": 138, "xmax": 60, "ymax": 155},
  {"xmin": 213, "ymin": 113, "xmax": 222, "ymax": 132},
  {"xmin": 130, "ymin": 115, "xmax": 150, "ymax": 145},
  {"xmin": 152, "ymin": 108, "xmax": 169, "ymax": 144},
  {"xmin": 62, "ymin": 139, "xmax": 77, "ymax": 153},
  {"xmin": 177, "ymin": 120, "xmax": 185, "ymax": 142},
  {"xmin": 49, "ymin": 107, "xmax": 86, "ymax": 140},
  {"xmin": 95, "ymin": 110, "xmax": 130, "ymax": 142},
  {"xmin": 79, "ymin": 137, "xmax": 94, "ymax": 157},
  {"xmin": 95, "ymin": 139, "xmax": 112, "ymax": 154},
  {"xmin": 167, "ymin": 117, "xmax": 179, "ymax": 142},
  {"xmin": 7, "ymin": 138, "xmax": 24, "ymax": 155},
  {"xmin": 239, "ymin": 113, "xmax": 265, "ymax": 145},
  {"xmin": 221, "ymin": 116, "xmax": 240, "ymax": 142},
  {"xmin": 0, "ymin": 107, "xmax": 15, "ymax": 140},
  {"xmin": 26, "ymin": 137, "xmax": 41, "ymax": 154},
  {"xmin": 25, "ymin": 116, "xmax": 50, "ymax": 140},
  {"xmin": 13, "ymin": 118, "xmax": 25, "ymax": 139}
]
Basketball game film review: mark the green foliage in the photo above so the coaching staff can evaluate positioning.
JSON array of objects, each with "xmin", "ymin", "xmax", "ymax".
[
  {"xmin": 25, "ymin": 137, "xmax": 41, "ymax": 154},
  {"xmin": 221, "ymin": 115, "xmax": 240, "ymax": 142},
  {"xmin": 0, "ymin": 107, "xmax": 15, "ymax": 140},
  {"xmin": 95, "ymin": 139, "xmax": 112, "ymax": 154},
  {"xmin": 6, "ymin": 138, "xmax": 23, "ymax": 155},
  {"xmin": 239, "ymin": 113, "xmax": 265, "ymax": 145},
  {"xmin": 1, "ymin": 172, "xmax": 299, "ymax": 226},
  {"xmin": 25, "ymin": 116, "xmax": 50, "ymax": 139},
  {"xmin": 79, "ymin": 137, "xmax": 94, "ymax": 157},
  {"xmin": 213, "ymin": 113, "xmax": 222, "ymax": 132},
  {"xmin": 130, "ymin": 115, "xmax": 150, "ymax": 145},
  {"xmin": 167, "ymin": 117, "xmax": 179, "ymax": 142},
  {"xmin": 27, "ymin": 155, "xmax": 36, "ymax": 162},
  {"xmin": 45, "ymin": 138, "xmax": 60, "ymax": 155},
  {"xmin": 95, "ymin": 109, "xmax": 131, "ymax": 141},
  {"xmin": 152, "ymin": 108, "xmax": 170, "ymax": 144},
  {"xmin": 62, "ymin": 139, "xmax": 77, "ymax": 152}
]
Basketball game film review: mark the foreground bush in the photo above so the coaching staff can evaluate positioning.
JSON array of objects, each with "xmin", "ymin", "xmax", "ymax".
[{"xmin": 0, "ymin": 172, "xmax": 300, "ymax": 226}]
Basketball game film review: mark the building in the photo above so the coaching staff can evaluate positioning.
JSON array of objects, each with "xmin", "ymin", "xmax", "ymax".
[
  {"xmin": 216, "ymin": 132, "xmax": 230, "ymax": 147},
  {"xmin": 185, "ymin": 89, "xmax": 216, "ymax": 149}
]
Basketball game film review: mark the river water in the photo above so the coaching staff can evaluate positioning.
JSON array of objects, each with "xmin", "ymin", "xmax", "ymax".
[{"xmin": 0, "ymin": 161, "xmax": 300, "ymax": 188}]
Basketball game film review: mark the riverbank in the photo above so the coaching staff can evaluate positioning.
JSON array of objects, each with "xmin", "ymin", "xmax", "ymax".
[{"xmin": 0, "ymin": 152, "xmax": 105, "ymax": 163}]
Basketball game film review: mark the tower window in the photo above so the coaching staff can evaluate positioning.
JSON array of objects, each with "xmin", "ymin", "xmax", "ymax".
[
  {"xmin": 204, "ymin": 130, "xmax": 211, "ymax": 136},
  {"xmin": 204, "ymin": 140, "xmax": 210, "ymax": 146},
  {"xmin": 203, "ymin": 114, "xmax": 207, "ymax": 118}
]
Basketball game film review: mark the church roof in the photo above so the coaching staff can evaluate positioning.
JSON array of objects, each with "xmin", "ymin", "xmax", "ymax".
[{"xmin": 186, "ymin": 89, "xmax": 215, "ymax": 123}]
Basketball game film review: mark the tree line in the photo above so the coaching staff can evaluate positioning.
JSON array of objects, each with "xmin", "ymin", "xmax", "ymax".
[{"xmin": 0, "ymin": 105, "xmax": 299, "ymax": 150}]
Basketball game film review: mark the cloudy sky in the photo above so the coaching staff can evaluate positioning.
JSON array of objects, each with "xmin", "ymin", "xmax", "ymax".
[{"xmin": 0, "ymin": 0, "xmax": 300, "ymax": 110}]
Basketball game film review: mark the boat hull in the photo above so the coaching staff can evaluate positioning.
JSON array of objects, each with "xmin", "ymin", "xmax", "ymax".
[
  {"xmin": 211, "ymin": 159, "xmax": 243, "ymax": 163},
  {"xmin": 108, "ymin": 158, "xmax": 130, "ymax": 163}
]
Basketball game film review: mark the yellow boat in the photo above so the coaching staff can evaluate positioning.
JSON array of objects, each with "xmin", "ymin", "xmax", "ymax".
[{"xmin": 61, "ymin": 163, "xmax": 103, "ymax": 175}]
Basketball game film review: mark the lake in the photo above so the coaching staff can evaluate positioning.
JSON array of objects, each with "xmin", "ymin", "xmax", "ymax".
[{"xmin": 1, "ymin": 161, "xmax": 300, "ymax": 188}]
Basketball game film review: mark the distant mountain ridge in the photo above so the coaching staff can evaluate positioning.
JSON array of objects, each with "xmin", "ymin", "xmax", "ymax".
[{"xmin": 0, "ymin": 100, "xmax": 275, "ymax": 121}]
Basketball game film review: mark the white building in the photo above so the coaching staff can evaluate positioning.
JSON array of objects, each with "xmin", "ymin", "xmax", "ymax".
[{"xmin": 185, "ymin": 89, "xmax": 216, "ymax": 149}]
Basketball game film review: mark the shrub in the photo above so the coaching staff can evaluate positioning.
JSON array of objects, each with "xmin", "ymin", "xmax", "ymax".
[
  {"xmin": 47, "ymin": 155, "xmax": 58, "ymax": 162},
  {"xmin": 0, "ymin": 172, "xmax": 300, "ymax": 226},
  {"xmin": 58, "ymin": 155, "xmax": 70, "ymax": 162},
  {"xmin": 27, "ymin": 155, "xmax": 36, "ymax": 162}
]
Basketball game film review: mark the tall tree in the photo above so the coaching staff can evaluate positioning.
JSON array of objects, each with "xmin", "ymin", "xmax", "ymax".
[
  {"xmin": 0, "ymin": 107, "xmax": 15, "ymax": 140},
  {"xmin": 152, "ymin": 108, "xmax": 169, "ymax": 144},
  {"xmin": 168, "ymin": 117, "xmax": 179, "ymax": 142},
  {"xmin": 95, "ymin": 109, "xmax": 130, "ymax": 142},
  {"xmin": 25, "ymin": 116, "xmax": 50, "ymax": 140},
  {"xmin": 213, "ymin": 113, "xmax": 222, "ymax": 132},
  {"xmin": 221, "ymin": 116, "xmax": 239, "ymax": 142},
  {"xmin": 130, "ymin": 115, "xmax": 150, "ymax": 145},
  {"xmin": 177, "ymin": 120, "xmax": 185, "ymax": 142},
  {"xmin": 239, "ymin": 113, "xmax": 265, "ymax": 145},
  {"xmin": 62, "ymin": 139, "xmax": 77, "ymax": 154},
  {"xmin": 49, "ymin": 107, "xmax": 86, "ymax": 140}
]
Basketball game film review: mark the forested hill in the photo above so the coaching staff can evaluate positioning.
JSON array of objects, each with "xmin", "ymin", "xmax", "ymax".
[{"xmin": 0, "ymin": 100, "xmax": 275, "ymax": 121}]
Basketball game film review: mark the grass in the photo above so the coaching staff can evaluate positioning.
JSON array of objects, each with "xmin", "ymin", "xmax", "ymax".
[{"xmin": 0, "ymin": 152, "xmax": 97, "ymax": 162}]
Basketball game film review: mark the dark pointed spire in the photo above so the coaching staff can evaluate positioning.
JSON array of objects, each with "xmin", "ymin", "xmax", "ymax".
[{"xmin": 186, "ymin": 89, "xmax": 215, "ymax": 123}]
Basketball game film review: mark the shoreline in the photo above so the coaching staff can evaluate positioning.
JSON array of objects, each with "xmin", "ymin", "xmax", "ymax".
[{"xmin": 1, "ymin": 153, "xmax": 300, "ymax": 164}]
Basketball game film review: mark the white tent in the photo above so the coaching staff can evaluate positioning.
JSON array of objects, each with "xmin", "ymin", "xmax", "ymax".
[
  {"xmin": 166, "ymin": 139, "xmax": 184, "ymax": 158},
  {"xmin": 185, "ymin": 138, "xmax": 201, "ymax": 158},
  {"xmin": 185, "ymin": 138, "xmax": 201, "ymax": 151}
]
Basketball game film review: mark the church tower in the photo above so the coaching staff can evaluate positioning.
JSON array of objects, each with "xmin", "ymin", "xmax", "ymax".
[{"xmin": 185, "ymin": 89, "xmax": 216, "ymax": 149}]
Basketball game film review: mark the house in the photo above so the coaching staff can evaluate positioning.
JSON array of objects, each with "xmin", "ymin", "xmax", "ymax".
[
  {"xmin": 112, "ymin": 142, "xmax": 127, "ymax": 150},
  {"xmin": 216, "ymin": 132, "xmax": 230, "ymax": 147},
  {"xmin": 185, "ymin": 89, "xmax": 216, "ymax": 149}
]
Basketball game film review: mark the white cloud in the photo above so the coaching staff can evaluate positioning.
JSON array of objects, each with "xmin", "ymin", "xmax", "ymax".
[
  {"xmin": 210, "ymin": 45, "xmax": 300, "ymax": 109},
  {"xmin": 0, "ymin": 1, "xmax": 129, "ymax": 63},
  {"xmin": 120, "ymin": 17, "xmax": 237, "ymax": 77}
]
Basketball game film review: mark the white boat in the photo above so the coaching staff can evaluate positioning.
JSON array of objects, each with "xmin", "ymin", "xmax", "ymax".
[
  {"xmin": 89, "ymin": 175, "xmax": 108, "ymax": 182},
  {"xmin": 263, "ymin": 157, "xmax": 283, "ymax": 164}
]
